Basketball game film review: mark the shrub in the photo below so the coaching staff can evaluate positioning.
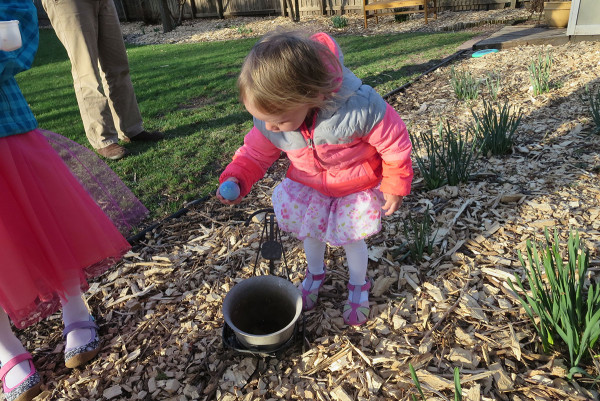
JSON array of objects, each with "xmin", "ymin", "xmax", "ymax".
[
  {"xmin": 394, "ymin": 9, "xmax": 410, "ymax": 22},
  {"xmin": 450, "ymin": 66, "xmax": 480, "ymax": 101},
  {"xmin": 331, "ymin": 16, "xmax": 348, "ymax": 28},
  {"xmin": 529, "ymin": 51, "xmax": 553, "ymax": 96},
  {"xmin": 507, "ymin": 229, "xmax": 600, "ymax": 379},
  {"xmin": 470, "ymin": 100, "xmax": 522, "ymax": 156}
]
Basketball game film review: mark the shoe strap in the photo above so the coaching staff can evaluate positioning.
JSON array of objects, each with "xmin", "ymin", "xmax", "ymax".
[
  {"xmin": 347, "ymin": 280, "xmax": 371, "ymax": 292},
  {"xmin": 63, "ymin": 320, "xmax": 98, "ymax": 338},
  {"xmin": 303, "ymin": 265, "xmax": 326, "ymax": 291},
  {"xmin": 306, "ymin": 270, "xmax": 326, "ymax": 281},
  {"xmin": 347, "ymin": 280, "xmax": 371, "ymax": 304},
  {"xmin": 0, "ymin": 353, "xmax": 33, "ymax": 380},
  {"xmin": 306, "ymin": 264, "xmax": 326, "ymax": 279}
]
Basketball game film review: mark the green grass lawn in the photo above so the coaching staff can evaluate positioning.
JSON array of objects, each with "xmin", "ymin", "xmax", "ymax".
[{"xmin": 17, "ymin": 27, "xmax": 475, "ymax": 223}]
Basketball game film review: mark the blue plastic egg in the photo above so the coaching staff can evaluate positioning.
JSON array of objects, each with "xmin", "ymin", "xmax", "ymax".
[{"xmin": 219, "ymin": 181, "xmax": 240, "ymax": 200}]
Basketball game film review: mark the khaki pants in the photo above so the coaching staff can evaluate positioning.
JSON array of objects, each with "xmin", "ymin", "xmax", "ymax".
[{"xmin": 41, "ymin": 0, "xmax": 144, "ymax": 149}]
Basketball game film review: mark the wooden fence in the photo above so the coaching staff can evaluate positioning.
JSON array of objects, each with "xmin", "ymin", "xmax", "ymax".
[{"xmin": 34, "ymin": 0, "xmax": 530, "ymax": 23}]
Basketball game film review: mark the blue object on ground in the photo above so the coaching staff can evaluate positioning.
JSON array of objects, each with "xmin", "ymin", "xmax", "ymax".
[
  {"xmin": 472, "ymin": 49, "xmax": 499, "ymax": 58},
  {"xmin": 220, "ymin": 181, "xmax": 240, "ymax": 200}
]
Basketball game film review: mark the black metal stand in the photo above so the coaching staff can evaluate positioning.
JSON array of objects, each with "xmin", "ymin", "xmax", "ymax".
[{"xmin": 244, "ymin": 208, "xmax": 291, "ymax": 280}]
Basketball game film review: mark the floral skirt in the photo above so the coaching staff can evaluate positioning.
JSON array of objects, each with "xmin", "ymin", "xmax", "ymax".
[
  {"xmin": 0, "ymin": 129, "xmax": 147, "ymax": 329},
  {"xmin": 272, "ymin": 178, "xmax": 384, "ymax": 246}
]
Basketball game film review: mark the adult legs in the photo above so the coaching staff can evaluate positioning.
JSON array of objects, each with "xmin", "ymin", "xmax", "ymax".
[
  {"xmin": 97, "ymin": 0, "xmax": 144, "ymax": 139},
  {"xmin": 41, "ymin": 0, "xmax": 119, "ymax": 149}
]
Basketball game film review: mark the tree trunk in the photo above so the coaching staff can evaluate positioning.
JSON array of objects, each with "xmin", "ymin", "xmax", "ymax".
[
  {"xmin": 141, "ymin": 0, "xmax": 154, "ymax": 24},
  {"xmin": 158, "ymin": 0, "xmax": 174, "ymax": 32}
]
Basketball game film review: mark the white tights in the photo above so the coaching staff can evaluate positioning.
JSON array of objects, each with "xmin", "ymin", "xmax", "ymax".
[
  {"xmin": 61, "ymin": 280, "xmax": 94, "ymax": 350},
  {"xmin": 0, "ymin": 280, "xmax": 91, "ymax": 386},
  {"xmin": 0, "ymin": 309, "xmax": 30, "ymax": 387},
  {"xmin": 303, "ymin": 237, "xmax": 369, "ymax": 300}
]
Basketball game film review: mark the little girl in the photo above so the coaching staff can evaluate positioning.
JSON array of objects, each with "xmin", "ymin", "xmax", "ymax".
[
  {"xmin": 1, "ymin": 3, "xmax": 147, "ymax": 400},
  {"xmin": 218, "ymin": 30, "xmax": 413, "ymax": 326}
]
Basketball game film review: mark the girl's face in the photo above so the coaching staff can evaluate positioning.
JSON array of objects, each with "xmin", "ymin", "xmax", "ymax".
[{"xmin": 243, "ymin": 98, "xmax": 312, "ymax": 132}]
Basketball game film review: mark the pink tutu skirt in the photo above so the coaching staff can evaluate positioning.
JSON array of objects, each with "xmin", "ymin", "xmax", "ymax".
[
  {"xmin": 0, "ymin": 129, "xmax": 148, "ymax": 329},
  {"xmin": 272, "ymin": 178, "xmax": 384, "ymax": 246}
]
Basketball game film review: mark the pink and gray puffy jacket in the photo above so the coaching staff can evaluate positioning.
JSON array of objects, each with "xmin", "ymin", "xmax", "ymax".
[{"xmin": 220, "ymin": 32, "xmax": 413, "ymax": 199}]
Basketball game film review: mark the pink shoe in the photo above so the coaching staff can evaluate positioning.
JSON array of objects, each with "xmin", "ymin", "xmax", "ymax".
[
  {"xmin": 343, "ymin": 280, "xmax": 371, "ymax": 326},
  {"xmin": 300, "ymin": 266, "xmax": 326, "ymax": 311},
  {"xmin": 0, "ymin": 353, "xmax": 41, "ymax": 401}
]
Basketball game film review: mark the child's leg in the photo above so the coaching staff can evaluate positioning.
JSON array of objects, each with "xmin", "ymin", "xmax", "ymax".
[
  {"xmin": 342, "ymin": 240, "xmax": 371, "ymax": 326},
  {"xmin": 61, "ymin": 280, "xmax": 95, "ymax": 349},
  {"xmin": 300, "ymin": 237, "xmax": 327, "ymax": 310},
  {"xmin": 344, "ymin": 239, "xmax": 369, "ymax": 296},
  {"xmin": 0, "ymin": 309, "xmax": 31, "ymax": 387},
  {"xmin": 304, "ymin": 237, "xmax": 326, "ymax": 274}
]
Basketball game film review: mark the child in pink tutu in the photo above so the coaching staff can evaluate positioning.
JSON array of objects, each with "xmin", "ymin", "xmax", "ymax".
[
  {"xmin": 0, "ymin": 3, "xmax": 147, "ymax": 400},
  {"xmin": 217, "ymin": 30, "xmax": 413, "ymax": 327}
]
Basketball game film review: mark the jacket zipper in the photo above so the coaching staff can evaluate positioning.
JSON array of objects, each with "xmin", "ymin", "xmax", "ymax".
[
  {"xmin": 301, "ymin": 113, "xmax": 332, "ymax": 196},
  {"xmin": 301, "ymin": 114, "xmax": 325, "ymax": 170}
]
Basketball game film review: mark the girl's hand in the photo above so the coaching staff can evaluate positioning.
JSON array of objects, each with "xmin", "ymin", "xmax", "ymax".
[
  {"xmin": 217, "ymin": 177, "xmax": 243, "ymax": 205},
  {"xmin": 381, "ymin": 193, "xmax": 403, "ymax": 216}
]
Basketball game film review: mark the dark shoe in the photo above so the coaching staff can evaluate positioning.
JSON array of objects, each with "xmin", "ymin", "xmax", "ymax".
[
  {"xmin": 126, "ymin": 130, "xmax": 164, "ymax": 142},
  {"xmin": 96, "ymin": 143, "xmax": 129, "ymax": 160}
]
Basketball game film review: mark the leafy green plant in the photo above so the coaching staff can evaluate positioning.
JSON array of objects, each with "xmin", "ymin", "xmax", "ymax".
[
  {"xmin": 484, "ymin": 71, "xmax": 501, "ymax": 101},
  {"xmin": 409, "ymin": 363, "xmax": 462, "ymax": 401},
  {"xmin": 410, "ymin": 122, "xmax": 478, "ymax": 189},
  {"xmin": 394, "ymin": 9, "xmax": 410, "ymax": 22},
  {"xmin": 453, "ymin": 367, "xmax": 462, "ymax": 401},
  {"xmin": 449, "ymin": 66, "xmax": 480, "ymax": 101},
  {"xmin": 410, "ymin": 130, "xmax": 445, "ymax": 190},
  {"xmin": 409, "ymin": 363, "xmax": 427, "ymax": 401},
  {"xmin": 507, "ymin": 229, "xmax": 600, "ymax": 379},
  {"xmin": 331, "ymin": 15, "xmax": 348, "ymax": 28},
  {"xmin": 469, "ymin": 100, "xmax": 522, "ymax": 156},
  {"xmin": 437, "ymin": 121, "xmax": 478, "ymax": 186},
  {"xmin": 529, "ymin": 51, "xmax": 553, "ymax": 96},
  {"xmin": 403, "ymin": 205, "xmax": 437, "ymax": 263},
  {"xmin": 234, "ymin": 24, "xmax": 253, "ymax": 34},
  {"xmin": 585, "ymin": 86, "xmax": 600, "ymax": 135}
]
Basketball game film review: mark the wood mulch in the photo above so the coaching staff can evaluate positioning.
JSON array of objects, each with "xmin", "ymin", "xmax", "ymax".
[{"xmin": 13, "ymin": 9, "xmax": 600, "ymax": 401}]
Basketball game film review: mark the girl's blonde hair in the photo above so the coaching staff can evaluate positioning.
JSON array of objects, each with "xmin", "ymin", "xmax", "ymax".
[{"xmin": 238, "ymin": 29, "xmax": 342, "ymax": 114}]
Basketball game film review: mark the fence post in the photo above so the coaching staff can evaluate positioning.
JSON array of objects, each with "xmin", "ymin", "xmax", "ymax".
[
  {"xmin": 188, "ymin": 0, "xmax": 196, "ymax": 18},
  {"xmin": 280, "ymin": 0, "xmax": 286, "ymax": 16},
  {"xmin": 217, "ymin": 0, "xmax": 224, "ymax": 18}
]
